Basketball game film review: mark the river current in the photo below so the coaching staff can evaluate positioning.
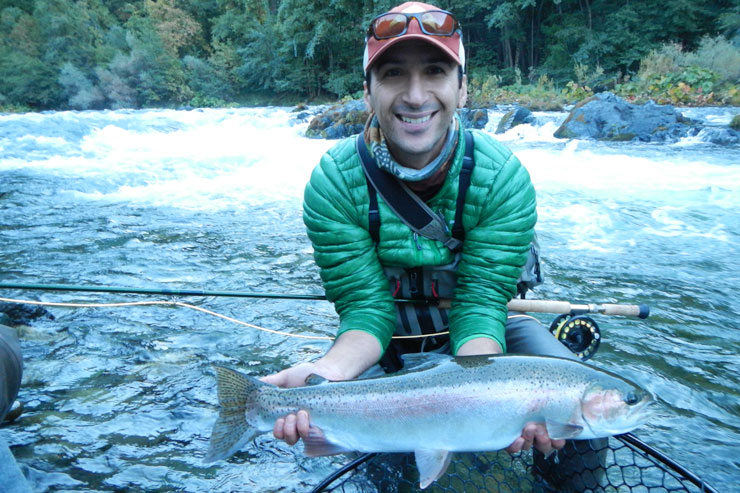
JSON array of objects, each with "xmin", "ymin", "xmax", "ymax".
[{"xmin": 0, "ymin": 106, "xmax": 738, "ymax": 491}]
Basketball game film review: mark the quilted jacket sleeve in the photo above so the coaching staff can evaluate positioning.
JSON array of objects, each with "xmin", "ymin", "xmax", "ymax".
[
  {"xmin": 448, "ymin": 134, "xmax": 537, "ymax": 353},
  {"xmin": 303, "ymin": 139, "xmax": 397, "ymax": 353}
]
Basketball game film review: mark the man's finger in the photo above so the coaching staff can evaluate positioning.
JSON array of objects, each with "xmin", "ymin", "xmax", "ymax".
[
  {"xmin": 505, "ymin": 436, "xmax": 525, "ymax": 454},
  {"xmin": 522, "ymin": 424, "xmax": 536, "ymax": 442},
  {"xmin": 283, "ymin": 413, "xmax": 298, "ymax": 445},
  {"xmin": 296, "ymin": 410, "xmax": 311, "ymax": 440},
  {"xmin": 520, "ymin": 437, "xmax": 534, "ymax": 451},
  {"xmin": 261, "ymin": 373, "xmax": 280, "ymax": 386},
  {"xmin": 273, "ymin": 417, "xmax": 286, "ymax": 440},
  {"xmin": 533, "ymin": 425, "xmax": 553, "ymax": 455}
]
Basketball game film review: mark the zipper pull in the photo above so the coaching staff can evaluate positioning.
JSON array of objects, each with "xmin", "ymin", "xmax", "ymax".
[{"xmin": 413, "ymin": 232, "xmax": 422, "ymax": 250}]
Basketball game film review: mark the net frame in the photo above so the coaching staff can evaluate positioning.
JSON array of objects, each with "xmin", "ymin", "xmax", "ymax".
[{"xmin": 314, "ymin": 433, "xmax": 718, "ymax": 493}]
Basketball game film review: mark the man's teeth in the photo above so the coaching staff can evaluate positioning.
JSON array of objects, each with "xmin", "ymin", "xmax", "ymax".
[{"xmin": 400, "ymin": 114, "xmax": 431, "ymax": 124}]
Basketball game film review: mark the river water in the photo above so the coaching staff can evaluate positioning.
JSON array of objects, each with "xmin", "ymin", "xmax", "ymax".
[{"xmin": 0, "ymin": 106, "xmax": 738, "ymax": 491}]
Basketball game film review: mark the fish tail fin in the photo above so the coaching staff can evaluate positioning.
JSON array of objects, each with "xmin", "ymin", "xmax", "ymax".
[{"xmin": 205, "ymin": 366, "xmax": 265, "ymax": 463}]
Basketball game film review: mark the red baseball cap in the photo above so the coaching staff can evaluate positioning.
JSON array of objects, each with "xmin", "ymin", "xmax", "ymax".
[{"xmin": 363, "ymin": 2, "xmax": 465, "ymax": 74}]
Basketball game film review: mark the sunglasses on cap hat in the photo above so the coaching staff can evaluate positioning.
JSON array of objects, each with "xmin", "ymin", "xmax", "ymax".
[{"xmin": 367, "ymin": 9, "xmax": 461, "ymax": 40}]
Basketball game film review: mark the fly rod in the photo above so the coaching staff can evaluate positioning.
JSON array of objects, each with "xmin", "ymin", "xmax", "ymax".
[{"xmin": 0, "ymin": 282, "xmax": 649, "ymax": 318}]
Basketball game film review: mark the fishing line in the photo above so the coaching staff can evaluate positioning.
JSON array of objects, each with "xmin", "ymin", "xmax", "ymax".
[
  {"xmin": 0, "ymin": 296, "xmax": 450, "ymax": 341},
  {"xmin": 0, "ymin": 296, "xmax": 332, "ymax": 341}
]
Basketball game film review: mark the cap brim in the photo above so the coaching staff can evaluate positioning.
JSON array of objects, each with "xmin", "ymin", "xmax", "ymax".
[{"xmin": 364, "ymin": 34, "xmax": 462, "ymax": 74}]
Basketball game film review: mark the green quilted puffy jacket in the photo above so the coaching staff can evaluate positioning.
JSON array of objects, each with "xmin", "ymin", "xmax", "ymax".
[{"xmin": 303, "ymin": 122, "xmax": 537, "ymax": 355}]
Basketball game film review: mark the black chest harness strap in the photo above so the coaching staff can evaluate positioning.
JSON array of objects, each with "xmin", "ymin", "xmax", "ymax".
[
  {"xmin": 355, "ymin": 131, "xmax": 540, "ymax": 371},
  {"xmin": 356, "ymin": 131, "xmax": 476, "ymax": 252}
]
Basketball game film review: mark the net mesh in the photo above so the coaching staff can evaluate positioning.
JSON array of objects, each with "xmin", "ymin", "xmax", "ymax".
[{"xmin": 322, "ymin": 434, "xmax": 715, "ymax": 493}]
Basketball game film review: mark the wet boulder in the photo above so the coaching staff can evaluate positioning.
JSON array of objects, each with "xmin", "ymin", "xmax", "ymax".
[
  {"xmin": 304, "ymin": 100, "xmax": 368, "ymax": 139},
  {"xmin": 0, "ymin": 302, "xmax": 54, "ymax": 325},
  {"xmin": 289, "ymin": 103, "xmax": 315, "ymax": 125},
  {"xmin": 730, "ymin": 114, "xmax": 740, "ymax": 131},
  {"xmin": 700, "ymin": 127, "xmax": 740, "ymax": 146},
  {"xmin": 554, "ymin": 92, "xmax": 695, "ymax": 142},
  {"xmin": 495, "ymin": 107, "xmax": 535, "ymax": 134},
  {"xmin": 459, "ymin": 108, "xmax": 489, "ymax": 129}
]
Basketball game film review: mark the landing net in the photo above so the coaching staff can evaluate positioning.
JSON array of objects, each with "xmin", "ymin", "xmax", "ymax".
[{"xmin": 316, "ymin": 433, "xmax": 717, "ymax": 493}]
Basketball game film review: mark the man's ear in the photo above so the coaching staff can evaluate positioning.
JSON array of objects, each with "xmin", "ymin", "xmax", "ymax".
[
  {"xmin": 363, "ymin": 80, "xmax": 373, "ymax": 113},
  {"xmin": 458, "ymin": 74, "xmax": 468, "ymax": 109}
]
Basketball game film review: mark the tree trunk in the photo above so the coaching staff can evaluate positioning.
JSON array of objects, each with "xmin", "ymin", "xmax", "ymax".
[
  {"xmin": 504, "ymin": 34, "xmax": 513, "ymax": 68},
  {"xmin": 529, "ymin": 9, "xmax": 535, "ymax": 70}
]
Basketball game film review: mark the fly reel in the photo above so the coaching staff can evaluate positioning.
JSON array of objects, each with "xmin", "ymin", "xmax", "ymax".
[{"xmin": 549, "ymin": 314, "xmax": 601, "ymax": 360}]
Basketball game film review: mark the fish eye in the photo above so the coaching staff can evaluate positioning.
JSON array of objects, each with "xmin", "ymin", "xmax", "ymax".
[{"xmin": 624, "ymin": 391, "xmax": 640, "ymax": 405}]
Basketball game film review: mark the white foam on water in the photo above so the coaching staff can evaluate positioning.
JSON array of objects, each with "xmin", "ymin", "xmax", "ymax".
[
  {"xmin": 492, "ymin": 121, "xmax": 563, "ymax": 143},
  {"xmin": 5, "ymin": 107, "xmax": 335, "ymax": 210},
  {"xmin": 3, "ymin": 107, "xmax": 738, "ymax": 216},
  {"xmin": 646, "ymin": 206, "xmax": 730, "ymax": 242},
  {"xmin": 516, "ymin": 146, "xmax": 740, "ymax": 207},
  {"xmin": 680, "ymin": 106, "xmax": 737, "ymax": 126},
  {"xmin": 510, "ymin": 139, "xmax": 739, "ymax": 253}
]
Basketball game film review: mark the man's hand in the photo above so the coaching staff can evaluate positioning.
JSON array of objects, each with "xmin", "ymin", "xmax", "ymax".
[
  {"xmin": 505, "ymin": 422, "xmax": 566, "ymax": 455},
  {"xmin": 272, "ymin": 409, "xmax": 312, "ymax": 446},
  {"xmin": 261, "ymin": 330, "xmax": 382, "ymax": 446},
  {"xmin": 260, "ymin": 362, "xmax": 339, "ymax": 445},
  {"xmin": 260, "ymin": 362, "xmax": 334, "ymax": 389}
]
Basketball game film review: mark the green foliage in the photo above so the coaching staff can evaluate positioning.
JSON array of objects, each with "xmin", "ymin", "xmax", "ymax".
[
  {"xmin": 188, "ymin": 93, "xmax": 230, "ymax": 108},
  {"xmin": 99, "ymin": 13, "xmax": 190, "ymax": 108},
  {"xmin": 654, "ymin": 69, "xmax": 717, "ymax": 105},
  {"xmin": 0, "ymin": 0, "xmax": 737, "ymax": 110},
  {"xmin": 58, "ymin": 62, "xmax": 105, "ymax": 109},
  {"xmin": 182, "ymin": 55, "xmax": 233, "ymax": 101},
  {"xmin": 466, "ymin": 71, "xmax": 504, "ymax": 108},
  {"xmin": 561, "ymin": 81, "xmax": 593, "ymax": 103},
  {"xmin": 684, "ymin": 35, "xmax": 740, "ymax": 84},
  {"xmin": 616, "ymin": 38, "xmax": 740, "ymax": 105},
  {"xmin": 466, "ymin": 71, "xmax": 567, "ymax": 110},
  {"xmin": 0, "ymin": 49, "xmax": 61, "ymax": 107}
]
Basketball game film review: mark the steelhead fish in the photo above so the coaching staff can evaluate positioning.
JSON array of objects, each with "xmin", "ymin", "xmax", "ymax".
[{"xmin": 205, "ymin": 353, "xmax": 654, "ymax": 489}]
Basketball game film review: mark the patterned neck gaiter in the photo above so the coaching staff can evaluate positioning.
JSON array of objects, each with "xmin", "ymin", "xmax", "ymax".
[{"xmin": 363, "ymin": 114, "xmax": 458, "ymax": 182}]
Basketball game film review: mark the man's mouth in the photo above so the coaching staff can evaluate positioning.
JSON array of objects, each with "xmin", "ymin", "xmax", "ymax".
[{"xmin": 398, "ymin": 112, "xmax": 435, "ymax": 124}]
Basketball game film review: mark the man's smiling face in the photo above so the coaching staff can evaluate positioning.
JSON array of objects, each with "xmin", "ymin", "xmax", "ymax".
[{"xmin": 364, "ymin": 39, "xmax": 467, "ymax": 170}]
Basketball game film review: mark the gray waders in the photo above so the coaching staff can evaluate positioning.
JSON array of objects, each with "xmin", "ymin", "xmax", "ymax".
[{"xmin": 0, "ymin": 324, "xmax": 32, "ymax": 493}]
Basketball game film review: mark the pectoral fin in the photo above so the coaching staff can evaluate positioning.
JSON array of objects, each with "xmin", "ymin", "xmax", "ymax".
[
  {"xmin": 545, "ymin": 420, "xmax": 584, "ymax": 439},
  {"xmin": 414, "ymin": 449, "xmax": 453, "ymax": 489},
  {"xmin": 302, "ymin": 426, "xmax": 352, "ymax": 457}
]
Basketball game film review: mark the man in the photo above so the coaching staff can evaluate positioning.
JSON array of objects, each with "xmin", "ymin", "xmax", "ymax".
[{"xmin": 264, "ymin": 1, "xmax": 575, "ymax": 456}]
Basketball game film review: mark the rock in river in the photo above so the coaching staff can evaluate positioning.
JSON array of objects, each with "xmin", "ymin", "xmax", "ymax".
[{"xmin": 554, "ymin": 92, "xmax": 697, "ymax": 142}]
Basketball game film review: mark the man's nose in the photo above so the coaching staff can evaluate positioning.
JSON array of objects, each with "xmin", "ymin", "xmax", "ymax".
[{"xmin": 403, "ymin": 72, "xmax": 428, "ymax": 107}]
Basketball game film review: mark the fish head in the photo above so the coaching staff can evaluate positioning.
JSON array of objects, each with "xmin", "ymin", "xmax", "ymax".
[{"xmin": 579, "ymin": 379, "xmax": 655, "ymax": 437}]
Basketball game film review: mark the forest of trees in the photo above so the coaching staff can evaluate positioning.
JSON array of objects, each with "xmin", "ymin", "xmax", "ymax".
[{"xmin": 1, "ymin": 0, "xmax": 739, "ymax": 111}]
